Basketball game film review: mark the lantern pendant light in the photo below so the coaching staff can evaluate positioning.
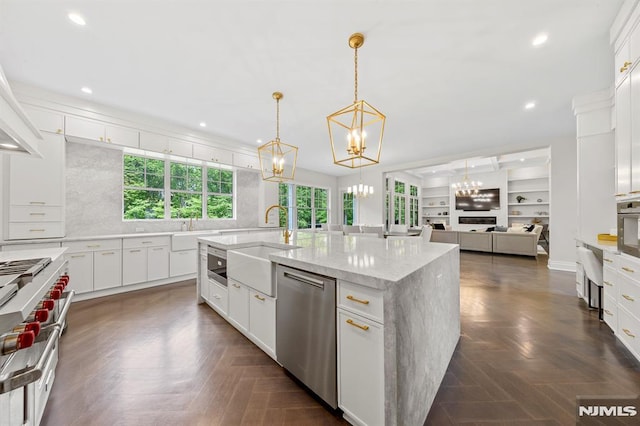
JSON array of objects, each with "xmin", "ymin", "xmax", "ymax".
[
  {"xmin": 327, "ymin": 33, "xmax": 386, "ymax": 169},
  {"xmin": 258, "ymin": 92, "xmax": 298, "ymax": 182}
]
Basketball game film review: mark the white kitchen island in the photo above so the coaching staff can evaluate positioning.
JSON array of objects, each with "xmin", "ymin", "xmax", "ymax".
[{"xmin": 198, "ymin": 231, "xmax": 460, "ymax": 426}]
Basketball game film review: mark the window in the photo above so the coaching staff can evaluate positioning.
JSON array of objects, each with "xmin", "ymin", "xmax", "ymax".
[
  {"xmin": 409, "ymin": 184, "xmax": 419, "ymax": 227},
  {"xmin": 207, "ymin": 167, "xmax": 233, "ymax": 219},
  {"xmin": 279, "ymin": 183, "xmax": 330, "ymax": 229},
  {"xmin": 123, "ymin": 155, "xmax": 165, "ymax": 219},
  {"xmin": 343, "ymin": 192, "xmax": 354, "ymax": 225},
  {"xmin": 123, "ymin": 153, "xmax": 235, "ymax": 220},
  {"xmin": 170, "ymin": 162, "xmax": 202, "ymax": 219},
  {"xmin": 394, "ymin": 179, "xmax": 406, "ymax": 225}
]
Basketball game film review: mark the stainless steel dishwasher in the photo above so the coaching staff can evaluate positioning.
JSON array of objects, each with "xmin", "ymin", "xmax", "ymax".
[{"xmin": 276, "ymin": 264, "xmax": 337, "ymax": 409}]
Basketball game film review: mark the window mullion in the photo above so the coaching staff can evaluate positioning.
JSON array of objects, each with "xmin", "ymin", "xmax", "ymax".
[{"xmin": 164, "ymin": 160, "xmax": 171, "ymax": 219}]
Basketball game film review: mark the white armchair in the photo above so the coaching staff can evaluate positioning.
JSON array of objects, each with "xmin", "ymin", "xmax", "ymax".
[
  {"xmin": 421, "ymin": 225, "xmax": 433, "ymax": 242},
  {"xmin": 389, "ymin": 224, "xmax": 408, "ymax": 234}
]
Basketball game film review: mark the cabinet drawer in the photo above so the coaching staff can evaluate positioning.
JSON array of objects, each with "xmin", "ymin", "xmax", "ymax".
[
  {"xmin": 603, "ymin": 294, "xmax": 617, "ymax": 332},
  {"xmin": 123, "ymin": 236, "xmax": 170, "ymax": 249},
  {"xmin": 64, "ymin": 239, "xmax": 121, "ymax": 253},
  {"xmin": 603, "ymin": 253, "xmax": 618, "ymax": 269},
  {"xmin": 338, "ymin": 280, "xmax": 384, "ymax": 323},
  {"xmin": 8, "ymin": 222, "xmax": 64, "ymax": 240},
  {"xmin": 603, "ymin": 265, "xmax": 618, "ymax": 297},
  {"xmin": 209, "ymin": 280, "xmax": 228, "ymax": 315},
  {"xmin": 619, "ymin": 255, "xmax": 640, "ymax": 283},
  {"xmin": 249, "ymin": 289, "xmax": 276, "ymax": 357},
  {"xmin": 618, "ymin": 273, "xmax": 640, "ymax": 321},
  {"xmin": 618, "ymin": 307, "xmax": 640, "ymax": 357},
  {"xmin": 10, "ymin": 205, "xmax": 63, "ymax": 222}
]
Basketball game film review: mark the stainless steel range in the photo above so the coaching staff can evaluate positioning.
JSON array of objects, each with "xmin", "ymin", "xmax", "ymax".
[{"xmin": 0, "ymin": 248, "xmax": 74, "ymax": 426}]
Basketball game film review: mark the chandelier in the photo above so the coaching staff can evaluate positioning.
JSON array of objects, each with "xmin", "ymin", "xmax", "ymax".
[
  {"xmin": 258, "ymin": 92, "xmax": 298, "ymax": 182},
  {"xmin": 327, "ymin": 33, "xmax": 385, "ymax": 169},
  {"xmin": 347, "ymin": 183, "xmax": 374, "ymax": 198},
  {"xmin": 452, "ymin": 160, "xmax": 482, "ymax": 196}
]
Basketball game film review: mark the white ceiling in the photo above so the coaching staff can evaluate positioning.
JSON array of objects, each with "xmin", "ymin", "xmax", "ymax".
[{"xmin": 0, "ymin": 0, "xmax": 623, "ymax": 176}]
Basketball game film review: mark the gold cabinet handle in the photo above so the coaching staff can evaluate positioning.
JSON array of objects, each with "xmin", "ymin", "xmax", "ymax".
[
  {"xmin": 99, "ymin": 136, "xmax": 104, "ymax": 141},
  {"xmin": 604, "ymin": 309, "xmax": 613, "ymax": 316},
  {"xmin": 102, "ymin": 251, "xmax": 115, "ymax": 255},
  {"xmin": 29, "ymin": 229, "xmax": 45, "ymax": 232},
  {"xmin": 29, "ymin": 212, "xmax": 46, "ymax": 216},
  {"xmin": 232, "ymin": 283, "xmax": 241, "ymax": 289},
  {"xmin": 254, "ymin": 294, "xmax": 265, "ymax": 301},
  {"xmin": 604, "ymin": 258, "xmax": 613, "ymax": 263},
  {"xmin": 604, "ymin": 281, "xmax": 613, "ymax": 286},
  {"xmin": 346, "ymin": 295, "xmax": 370, "ymax": 305},
  {"xmin": 107, "ymin": 137, "xmax": 112, "ymax": 143},
  {"xmin": 615, "ymin": 193, "xmax": 627, "ymax": 197},
  {"xmin": 346, "ymin": 319, "xmax": 369, "ymax": 331},
  {"xmin": 29, "ymin": 201, "xmax": 46, "ymax": 205},
  {"xmin": 620, "ymin": 61, "xmax": 633, "ymax": 72},
  {"xmin": 130, "ymin": 249, "xmax": 142, "ymax": 253},
  {"xmin": 142, "ymin": 241, "xmax": 153, "ymax": 244},
  {"xmin": 622, "ymin": 267, "xmax": 635, "ymax": 273},
  {"xmin": 56, "ymin": 128, "xmax": 62, "ymax": 134},
  {"xmin": 622, "ymin": 294, "xmax": 635, "ymax": 302},
  {"xmin": 623, "ymin": 328, "xmax": 636, "ymax": 338},
  {"xmin": 70, "ymin": 254, "xmax": 86, "ymax": 258},
  {"xmin": 87, "ymin": 244, "xmax": 101, "ymax": 248},
  {"xmin": 152, "ymin": 247, "xmax": 164, "ymax": 251}
]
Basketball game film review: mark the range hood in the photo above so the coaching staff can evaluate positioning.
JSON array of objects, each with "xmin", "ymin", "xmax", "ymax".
[{"xmin": 0, "ymin": 64, "xmax": 42, "ymax": 157}]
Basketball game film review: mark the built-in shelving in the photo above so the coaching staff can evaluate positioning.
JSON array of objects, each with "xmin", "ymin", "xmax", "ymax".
[
  {"xmin": 420, "ymin": 180, "xmax": 450, "ymax": 225},
  {"xmin": 507, "ymin": 169, "xmax": 550, "ymax": 228}
]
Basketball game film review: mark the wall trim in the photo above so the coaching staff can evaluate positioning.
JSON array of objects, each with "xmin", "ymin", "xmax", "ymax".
[{"xmin": 547, "ymin": 260, "xmax": 576, "ymax": 272}]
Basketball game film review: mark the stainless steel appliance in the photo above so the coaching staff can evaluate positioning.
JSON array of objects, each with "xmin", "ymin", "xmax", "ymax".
[
  {"xmin": 0, "ymin": 252, "xmax": 74, "ymax": 426},
  {"xmin": 618, "ymin": 201, "xmax": 640, "ymax": 258},
  {"xmin": 276, "ymin": 265, "xmax": 337, "ymax": 409},
  {"xmin": 207, "ymin": 247, "xmax": 227, "ymax": 286}
]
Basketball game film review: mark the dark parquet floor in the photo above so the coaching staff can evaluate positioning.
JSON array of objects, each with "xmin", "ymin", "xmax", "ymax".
[{"xmin": 41, "ymin": 252, "xmax": 640, "ymax": 425}]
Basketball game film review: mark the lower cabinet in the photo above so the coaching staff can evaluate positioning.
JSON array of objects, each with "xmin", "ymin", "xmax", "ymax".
[
  {"xmin": 147, "ymin": 246, "xmax": 170, "ymax": 281},
  {"xmin": 337, "ymin": 282, "xmax": 385, "ymax": 426},
  {"xmin": 170, "ymin": 249, "xmax": 197, "ymax": 277},
  {"xmin": 64, "ymin": 239, "xmax": 122, "ymax": 293},
  {"xmin": 248, "ymin": 289, "xmax": 276, "ymax": 358},
  {"xmin": 122, "ymin": 236, "xmax": 170, "ymax": 285},
  {"xmin": 93, "ymin": 249, "xmax": 122, "ymax": 290},
  {"xmin": 208, "ymin": 280, "xmax": 228, "ymax": 316},
  {"xmin": 65, "ymin": 252, "xmax": 93, "ymax": 294},
  {"xmin": 228, "ymin": 279, "xmax": 249, "ymax": 332}
]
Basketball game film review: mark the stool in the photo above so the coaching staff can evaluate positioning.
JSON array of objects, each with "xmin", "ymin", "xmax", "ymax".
[{"xmin": 577, "ymin": 247, "xmax": 603, "ymax": 321}]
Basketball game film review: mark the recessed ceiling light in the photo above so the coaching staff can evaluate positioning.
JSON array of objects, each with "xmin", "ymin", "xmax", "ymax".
[
  {"xmin": 432, "ymin": 170, "xmax": 436, "ymax": 174},
  {"xmin": 471, "ymin": 165, "xmax": 475, "ymax": 168},
  {"xmin": 520, "ymin": 158, "xmax": 525, "ymax": 162},
  {"xmin": 68, "ymin": 13, "xmax": 86, "ymax": 26},
  {"xmin": 81, "ymin": 87, "xmax": 92, "ymax": 94},
  {"xmin": 1, "ymin": 143, "xmax": 19, "ymax": 149},
  {"xmin": 256, "ymin": 139, "xmax": 262, "ymax": 144},
  {"xmin": 524, "ymin": 102, "xmax": 536, "ymax": 110},
  {"xmin": 532, "ymin": 33, "xmax": 548, "ymax": 47},
  {"xmin": 199, "ymin": 122, "xmax": 206, "ymax": 128}
]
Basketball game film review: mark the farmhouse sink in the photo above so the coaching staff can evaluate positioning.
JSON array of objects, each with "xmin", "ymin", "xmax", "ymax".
[
  {"xmin": 171, "ymin": 230, "xmax": 220, "ymax": 251},
  {"xmin": 227, "ymin": 245, "xmax": 296, "ymax": 296}
]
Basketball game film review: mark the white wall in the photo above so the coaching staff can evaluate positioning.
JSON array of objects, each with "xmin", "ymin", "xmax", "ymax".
[
  {"xmin": 337, "ymin": 165, "xmax": 385, "ymax": 225},
  {"xmin": 549, "ymin": 136, "xmax": 579, "ymax": 271}
]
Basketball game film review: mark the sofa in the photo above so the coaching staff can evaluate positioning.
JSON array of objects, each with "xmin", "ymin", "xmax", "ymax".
[{"xmin": 430, "ymin": 224, "xmax": 543, "ymax": 257}]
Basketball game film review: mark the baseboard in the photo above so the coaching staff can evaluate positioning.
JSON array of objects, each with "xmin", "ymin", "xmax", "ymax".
[{"xmin": 547, "ymin": 260, "xmax": 576, "ymax": 272}]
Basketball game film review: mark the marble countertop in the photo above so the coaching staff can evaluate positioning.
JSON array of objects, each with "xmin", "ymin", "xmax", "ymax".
[
  {"xmin": 576, "ymin": 237, "xmax": 619, "ymax": 253},
  {"xmin": 0, "ymin": 247, "xmax": 67, "ymax": 262},
  {"xmin": 0, "ymin": 227, "xmax": 280, "ymax": 245},
  {"xmin": 199, "ymin": 231, "xmax": 458, "ymax": 289}
]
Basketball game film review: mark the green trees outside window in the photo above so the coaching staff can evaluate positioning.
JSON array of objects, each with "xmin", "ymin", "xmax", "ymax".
[
  {"xmin": 279, "ymin": 183, "xmax": 329, "ymax": 229},
  {"xmin": 343, "ymin": 192, "xmax": 354, "ymax": 225},
  {"xmin": 123, "ymin": 154, "xmax": 235, "ymax": 220}
]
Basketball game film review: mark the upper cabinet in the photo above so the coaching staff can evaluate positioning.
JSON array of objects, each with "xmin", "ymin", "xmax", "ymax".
[
  {"xmin": 139, "ymin": 131, "xmax": 192, "ymax": 158},
  {"xmin": 21, "ymin": 105, "xmax": 63, "ymax": 135},
  {"xmin": 616, "ymin": 39, "xmax": 632, "ymax": 87},
  {"xmin": 192, "ymin": 143, "xmax": 233, "ymax": 165},
  {"xmin": 65, "ymin": 116, "xmax": 139, "ymax": 148},
  {"xmin": 233, "ymin": 152, "xmax": 261, "ymax": 170}
]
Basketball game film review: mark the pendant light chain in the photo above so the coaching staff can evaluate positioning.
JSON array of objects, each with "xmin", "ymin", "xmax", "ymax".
[
  {"xmin": 354, "ymin": 46, "xmax": 359, "ymax": 103},
  {"xmin": 275, "ymin": 96, "xmax": 280, "ymax": 141}
]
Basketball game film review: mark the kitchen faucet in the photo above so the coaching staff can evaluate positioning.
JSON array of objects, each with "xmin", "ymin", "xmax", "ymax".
[{"xmin": 265, "ymin": 204, "xmax": 292, "ymax": 244}]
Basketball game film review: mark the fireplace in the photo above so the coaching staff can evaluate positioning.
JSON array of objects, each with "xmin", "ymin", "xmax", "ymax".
[{"xmin": 458, "ymin": 216, "xmax": 497, "ymax": 225}]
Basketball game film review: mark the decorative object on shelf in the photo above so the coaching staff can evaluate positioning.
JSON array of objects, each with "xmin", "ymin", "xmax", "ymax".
[
  {"xmin": 516, "ymin": 195, "xmax": 526, "ymax": 203},
  {"xmin": 437, "ymin": 212, "xmax": 442, "ymax": 215},
  {"xmin": 258, "ymin": 92, "xmax": 298, "ymax": 182},
  {"xmin": 536, "ymin": 198, "xmax": 542, "ymax": 202},
  {"xmin": 511, "ymin": 210, "xmax": 521, "ymax": 215},
  {"xmin": 532, "ymin": 217, "xmax": 542, "ymax": 224},
  {"xmin": 327, "ymin": 33, "xmax": 385, "ymax": 169},
  {"xmin": 439, "ymin": 201, "xmax": 445, "ymax": 205},
  {"xmin": 428, "ymin": 202, "xmax": 435, "ymax": 206},
  {"xmin": 452, "ymin": 160, "xmax": 482, "ymax": 195},
  {"xmin": 443, "ymin": 211, "xmax": 448, "ymax": 216}
]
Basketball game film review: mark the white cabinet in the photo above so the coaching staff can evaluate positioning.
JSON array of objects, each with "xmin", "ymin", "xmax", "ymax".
[
  {"xmin": 248, "ymin": 289, "xmax": 276, "ymax": 357},
  {"xmin": 616, "ymin": 73, "xmax": 632, "ymax": 197},
  {"xmin": 122, "ymin": 236, "xmax": 170, "ymax": 285},
  {"xmin": 208, "ymin": 280, "xmax": 228, "ymax": 316},
  {"xmin": 139, "ymin": 131, "xmax": 192, "ymax": 157},
  {"xmin": 5, "ymin": 132, "xmax": 65, "ymax": 240},
  {"xmin": 228, "ymin": 279, "xmax": 249, "ymax": 332},
  {"xmin": 615, "ymin": 38, "xmax": 632, "ymax": 87},
  {"xmin": 65, "ymin": 116, "xmax": 139, "ymax": 148},
  {"xmin": 337, "ymin": 280, "xmax": 384, "ymax": 426},
  {"xmin": 193, "ymin": 143, "xmax": 233, "ymax": 165},
  {"xmin": 233, "ymin": 152, "xmax": 260, "ymax": 170},
  {"xmin": 63, "ymin": 239, "xmax": 122, "ymax": 293},
  {"xmin": 170, "ymin": 249, "xmax": 197, "ymax": 277},
  {"xmin": 21, "ymin": 105, "xmax": 64, "ymax": 134}
]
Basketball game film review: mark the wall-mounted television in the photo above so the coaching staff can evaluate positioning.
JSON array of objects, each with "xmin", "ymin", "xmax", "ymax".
[{"xmin": 455, "ymin": 188, "xmax": 500, "ymax": 211}]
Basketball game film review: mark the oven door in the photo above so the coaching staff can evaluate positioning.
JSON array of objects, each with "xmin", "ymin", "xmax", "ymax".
[{"xmin": 207, "ymin": 249, "xmax": 227, "ymax": 286}]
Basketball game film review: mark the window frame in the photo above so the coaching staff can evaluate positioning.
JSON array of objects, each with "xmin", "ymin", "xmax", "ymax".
[{"xmin": 279, "ymin": 182, "xmax": 331, "ymax": 229}]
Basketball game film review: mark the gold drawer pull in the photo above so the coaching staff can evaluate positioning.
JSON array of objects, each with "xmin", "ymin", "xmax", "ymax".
[
  {"xmin": 29, "ymin": 201, "xmax": 45, "ymax": 205},
  {"xmin": 232, "ymin": 283, "xmax": 241, "ymax": 289},
  {"xmin": 622, "ymin": 294, "xmax": 635, "ymax": 302},
  {"xmin": 604, "ymin": 281, "xmax": 613, "ymax": 286},
  {"xmin": 604, "ymin": 258, "xmax": 613, "ymax": 263},
  {"xmin": 56, "ymin": 128, "xmax": 62, "ymax": 134},
  {"xmin": 142, "ymin": 241, "xmax": 153, "ymax": 244},
  {"xmin": 102, "ymin": 252, "xmax": 115, "ymax": 255},
  {"xmin": 604, "ymin": 309, "xmax": 613, "ymax": 316},
  {"xmin": 615, "ymin": 193, "xmax": 627, "ymax": 197},
  {"xmin": 70, "ymin": 254, "xmax": 85, "ymax": 258},
  {"xmin": 346, "ymin": 319, "xmax": 369, "ymax": 331},
  {"xmin": 130, "ymin": 249, "xmax": 142, "ymax": 253},
  {"xmin": 87, "ymin": 244, "xmax": 101, "ymax": 248},
  {"xmin": 346, "ymin": 295, "xmax": 370, "ymax": 305},
  {"xmin": 29, "ymin": 229, "xmax": 45, "ymax": 232},
  {"xmin": 623, "ymin": 328, "xmax": 636, "ymax": 338},
  {"xmin": 631, "ymin": 190, "xmax": 640, "ymax": 194},
  {"xmin": 152, "ymin": 247, "xmax": 164, "ymax": 251},
  {"xmin": 254, "ymin": 294, "xmax": 265, "ymax": 301},
  {"xmin": 622, "ymin": 267, "xmax": 635, "ymax": 273},
  {"xmin": 29, "ymin": 212, "xmax": 46, "ymax": 216}
]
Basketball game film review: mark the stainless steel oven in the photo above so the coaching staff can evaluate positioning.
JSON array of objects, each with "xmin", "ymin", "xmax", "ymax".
[
  {"xmin": 618, "ymin": 201, "xmax": 640, "ymax": 258},
  {"xmin": 207, "ymin": 247, "xmax": 227, "ymax": 286}
]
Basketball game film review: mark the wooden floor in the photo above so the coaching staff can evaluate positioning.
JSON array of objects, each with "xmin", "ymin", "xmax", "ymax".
[{"xmin": 41, "ymin": 252, "xmax": 640, "ymax": 425}]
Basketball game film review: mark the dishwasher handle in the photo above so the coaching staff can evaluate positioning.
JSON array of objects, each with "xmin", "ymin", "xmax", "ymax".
[{"xmin": 283, "ymin": 270, "xmax": 325, "ymax": 289}]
